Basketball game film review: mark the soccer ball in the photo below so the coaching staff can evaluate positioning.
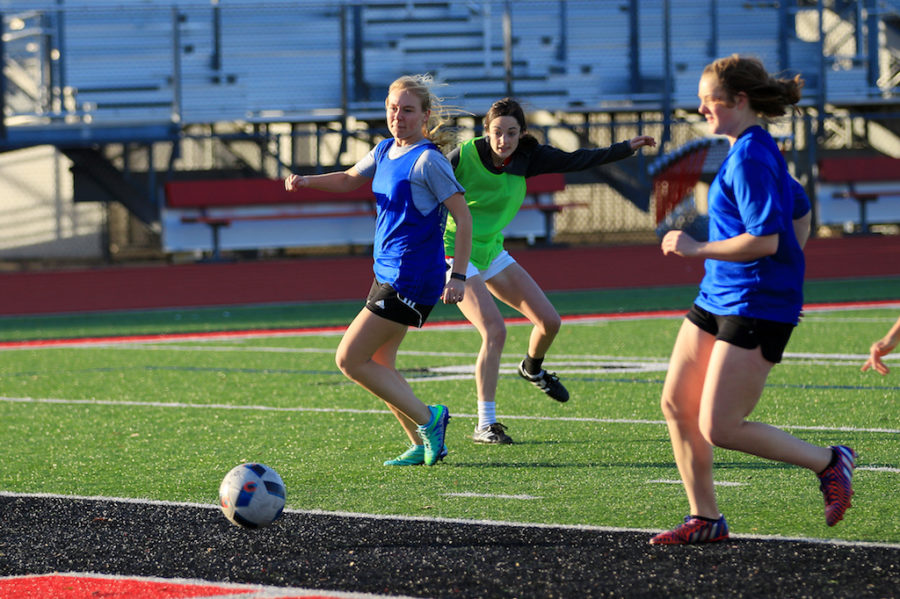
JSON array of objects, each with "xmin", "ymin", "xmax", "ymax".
[{"xmin": 218, "ymin": 463, "xmax": 286, "ymax": 529}]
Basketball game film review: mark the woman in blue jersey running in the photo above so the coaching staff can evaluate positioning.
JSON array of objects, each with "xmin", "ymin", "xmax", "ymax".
[
  {"xmin": 284, "ymin": 75, "xmax": 472, "ymax": 467},
  {"xmin": 650, "ymin": 55, "xmax": 856, "ymax": 545}
]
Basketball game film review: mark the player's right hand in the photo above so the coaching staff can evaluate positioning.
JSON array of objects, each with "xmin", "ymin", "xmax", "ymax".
[{"xmin": 284, "ymin": 174, "xmax": 306, "ymax": 191}]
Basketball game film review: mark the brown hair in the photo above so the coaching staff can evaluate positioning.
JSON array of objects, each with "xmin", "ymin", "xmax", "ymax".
[
  {"xmin": 483, "ymin": 97, "xmax": 539, "ymax": 151},
  {"xmin": 703, "ymin": 54, "xmax": 803, "ymax": 117},
  {"xmin": 387, "ymin": 74, "xmax": 455, "ymax": 149}
]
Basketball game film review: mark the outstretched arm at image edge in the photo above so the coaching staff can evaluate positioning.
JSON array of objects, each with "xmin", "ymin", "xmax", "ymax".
[{"xmin": 861, "ymin": 315, "xmax": 900, "ymax": 375}]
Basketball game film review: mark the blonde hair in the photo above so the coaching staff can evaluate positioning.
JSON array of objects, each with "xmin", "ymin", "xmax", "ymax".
[
  {"xmin": 703, "ymin": 54, "xmax": 803, "ymax": 117},
  {"xmin": 387, "ymin": 74, "xmax": 456, "ymax": 149}
]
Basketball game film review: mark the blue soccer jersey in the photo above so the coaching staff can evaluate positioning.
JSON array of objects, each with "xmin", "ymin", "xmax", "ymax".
[
  {"xmin": 695, "ymin": 126, "xmax": 805, "ymax": 324},
  {"xmin": 370, "ymin": 138, "xmax": 449, "ymax": 305}
]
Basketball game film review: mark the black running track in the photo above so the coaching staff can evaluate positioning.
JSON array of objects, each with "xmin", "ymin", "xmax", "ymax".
[{"xmin": 1, "ymin": 494, "xmax": 897, "ymax": 598}]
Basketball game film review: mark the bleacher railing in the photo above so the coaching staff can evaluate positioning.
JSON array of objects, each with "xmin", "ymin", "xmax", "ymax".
[{"xmin": 0, "ymin": 0, "xmax": 897, "ymax": 152}]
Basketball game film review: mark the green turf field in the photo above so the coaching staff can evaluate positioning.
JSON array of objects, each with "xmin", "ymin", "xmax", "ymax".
[{"xmin": 0, "ymin": 278, "xmax": 898, "ymax": 543}]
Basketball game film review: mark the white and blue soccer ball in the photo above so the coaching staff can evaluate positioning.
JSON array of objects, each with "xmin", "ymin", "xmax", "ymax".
[{"xmin": 218, "ymin": 463, "xmax": 286, "ymax": 529}]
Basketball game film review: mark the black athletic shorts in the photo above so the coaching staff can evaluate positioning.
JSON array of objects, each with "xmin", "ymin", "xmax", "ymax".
[
  {"xmin": 365, "ymin": 280, "xmax": 434, "ymax": 328},
  {"xmin": 686, "ymin": 303, "xmax": 795, "ymax": 364}
]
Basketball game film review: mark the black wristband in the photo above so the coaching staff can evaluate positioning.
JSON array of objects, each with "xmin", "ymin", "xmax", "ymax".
[{"xmin": 450, "ymin": 272, "xmax": 467, "ymax": 282}]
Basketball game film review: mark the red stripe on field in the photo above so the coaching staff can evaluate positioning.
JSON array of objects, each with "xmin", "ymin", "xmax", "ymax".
[
  {"xmin": 1, "ymin": 301, "xmax": 897, "ymax": 350},
  {"xmin": 0, "ymin": 326, "xmax": 350, "ymax": 349},
  {"xmin": 0, "ymin": 574, "xmax": 249, "ymax": 598},
  {"xmin": 0, "ymin": 574, "xmax": 356, "ymax": 598}
]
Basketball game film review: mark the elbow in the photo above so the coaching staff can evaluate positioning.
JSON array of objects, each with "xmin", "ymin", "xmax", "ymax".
[
  {"xmin": 757, "ymin": 234, "xmax": 779, "ymax": 257},
  {"xmin": 458, "ymin": 211, "xmax": 473, "ymax": 234},
  {"xmin": 453, "ymin": 204, "xmax": 473, "ymax": 233}
]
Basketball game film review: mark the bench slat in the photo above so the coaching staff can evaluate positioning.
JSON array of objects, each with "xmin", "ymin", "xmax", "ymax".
[
  {"xmin": 165, "ymin": 178, "xmax": 375, "ymax": 208},
  {"xmin": 818, "ymin": 157, "xmax": 900, "ymax": 183},
  {"xmin": 165, "ymin": 173, "xmax": 566, "ymax": 209},
  {"xmin": 163, "ymin": 172, "xmax": 571, "ymax": 258}
]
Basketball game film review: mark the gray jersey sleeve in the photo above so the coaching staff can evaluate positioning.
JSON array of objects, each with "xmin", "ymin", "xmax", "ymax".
[
  {"xmin": 353, "ymin": 148, "xmax": 378, "ymax": 179},
  {"xmin": 409, "ymin": 149, "xmax": 465, "ymax": 214}
]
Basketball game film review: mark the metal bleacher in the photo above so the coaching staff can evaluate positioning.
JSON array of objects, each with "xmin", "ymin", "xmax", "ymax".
[
  {"xmin": 1, "ymin": 0, "xmax": 898, "ymax": 239},
  {"xmin": 2, "ymin": 1, "xmax": 897, "ymax": 140}
]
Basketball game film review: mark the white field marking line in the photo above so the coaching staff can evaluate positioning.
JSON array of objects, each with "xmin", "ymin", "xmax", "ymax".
[
  {"xmin": 423, "ymin": 361, "xmax": 670, "ymax": 375},
  {"xmin": 859, "ymin": 466, "xmax": 900, "ymax": 473},
  {"xmin": 55, "ymin": 342, "xmax": 900, "ymax": 370},
  {"xmin": 802, "ymin": 315, "xmax": 900, "ymax": 323},
  {"xmin": 0, "ymin": 572, "xmax": 405, "ymax": 599},
  {"xmin": 47, "ymin": 343, "xmax": 900, "ymax": 371},
  {"xmin": 55, "ymin": 342, "xmax": 900, "ymax": 365},
  {"xmin": 648, "ymin": 467, "xmax": 900, "ymax": 482},
  {"xmin": 0, "ymin": 327, "xmax": 352, "ymax": 350},
  {"xmin": 443, "ymin": 492, "xmax": 543, "ymax": 500},
  {"xmin": 782, "ymin": 359, "xmax": 876, "ymax": 367},
  {"xmin": 0, "ymin": 396, "xmax": 391, "ymax": 416},
  {"xmin": 72, "ymin": 344, "xmax": 678, "ymax": 370},
  {"xmin": 3, "ymin": 395, "xmax": 898, "ymax": 435},
  {"xmin": 2, "ymin": 490, "xmax": 899, "ymax": 550},
  {"xmin": 98, "ymin": 345, "xmax": 341, "ymax": 354},
  {"xmin": 647, "ymin": 479, "xmax": 747, "ymax": 487},
  {"xmin": 651, "ymin": 467, "xmax": 900, "ymax": 478},
  {"xmin": 801, "ymin": 300, "xmax": 900, "ymax": 313},
  {"xmin": 6, "ymin": 298, "xmax": 898, "ymax": 352}
]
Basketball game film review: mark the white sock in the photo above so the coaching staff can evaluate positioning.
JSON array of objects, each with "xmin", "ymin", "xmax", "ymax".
[{"xmin": 477, "ymin": 401, "xmax": 497, "ymax": 430}]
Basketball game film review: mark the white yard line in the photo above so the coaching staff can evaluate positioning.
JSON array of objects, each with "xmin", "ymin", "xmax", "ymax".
[{"xmin": 2, "ymin": 395, "xmax": 898, "ymax": 435}]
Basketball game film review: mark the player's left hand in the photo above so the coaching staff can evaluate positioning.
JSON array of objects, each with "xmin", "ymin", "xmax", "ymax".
[
  {"xmin": 861, "ymin": 339, "xmax": 895, "ymax": 375},
  {"xmin": 630, "ymin": 136, "xmax": 657, "ymax": 151}
]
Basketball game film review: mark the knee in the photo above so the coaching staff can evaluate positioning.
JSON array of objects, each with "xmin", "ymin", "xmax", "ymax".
[
  {"xmin": 660, "ymin": 391, "xmax": 700, "ymax": 429},
  {"xmin": 483, "ymin": 319, "xmax": 507, "ymax": 349},
  {"xmin": 334, "ymin": 350, "xmax": 356, "ymax": 379},
  {"xmin": 659, "ymin": 392, "xmax": 682, "ymax": 422},
  {"xmin": 699, "ymin": 417, "xmax": 735, "ymax": 450},
  {"xmin": 540, "ymin": 311, "xmax": 562, "ymax": 337}
]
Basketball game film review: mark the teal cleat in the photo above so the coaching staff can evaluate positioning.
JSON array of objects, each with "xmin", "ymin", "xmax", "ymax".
[
  {"xmin": 416, "ymin": 405, "xmax": 450, "ymax": 466},
  {"xmin": 384, "ymin": 444, "xmax": 448, "ymax": 466}
]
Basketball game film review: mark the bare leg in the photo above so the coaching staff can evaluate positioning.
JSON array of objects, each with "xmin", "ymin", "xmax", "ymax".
[
  {"xmin": 455, "ymin": 275, "xmax": 507, "ymax": 426},
  {"xmin": 487, "ymin": 262, "xmax": 560, "ymax": 360},
  {"xmin": 661, "ymin": 319, "xmax": 835, "ymax": 520},
  {"xmin": 335, "ymin": 308, "xmax": 432, "ymax": 434},
  {"xmin": 369, "ymin": 324, "xmax": 422, "ymax": 445},
  {"xmin": 660, "ymin": 319, "xmax": 719, "ymax": 519},
  {"xmin": 699, "ymin": 341, "xmax": 833, "ymax": 473}
]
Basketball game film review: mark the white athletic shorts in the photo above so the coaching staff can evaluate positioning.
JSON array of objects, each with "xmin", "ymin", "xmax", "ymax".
[{"xmin": 445, "ymin": 250, "xmax": 517, "ymax": 283}]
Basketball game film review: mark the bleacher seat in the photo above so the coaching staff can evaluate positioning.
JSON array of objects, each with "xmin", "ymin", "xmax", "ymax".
[{"xmin": 0, "ymin": 0, "xmax": 891, "ymax": 142}]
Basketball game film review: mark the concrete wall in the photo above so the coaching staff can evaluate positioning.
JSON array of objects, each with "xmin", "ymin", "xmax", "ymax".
[{"xmin": 0, "ymin": 146, "xmax": 104, "ymax": 261}]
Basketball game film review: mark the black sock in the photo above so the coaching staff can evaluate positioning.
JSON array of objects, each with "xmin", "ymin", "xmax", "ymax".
[
  {"xmin": 817, "ymin": 448, "xmax": 839, "ymax": 475},
  {"xmin": 690, "ymin": 515, "xmax": 720, "ymax": 522},
  {"xmin": 523, "ymin": 355, "xmax": 544, "ymax": 375}
]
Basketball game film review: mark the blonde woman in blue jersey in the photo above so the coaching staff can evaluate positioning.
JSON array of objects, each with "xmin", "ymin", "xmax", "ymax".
[
  {"xmin": 650, "ymin": 55, "xmax": 856, "ymax": 545},
  {"xmin": 445, "ymin": 98, "xmax": 655, "ymax": 444},
  {"xmin": 285, "ymin": 75, "xmax": 472, "ymax": 467}
]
